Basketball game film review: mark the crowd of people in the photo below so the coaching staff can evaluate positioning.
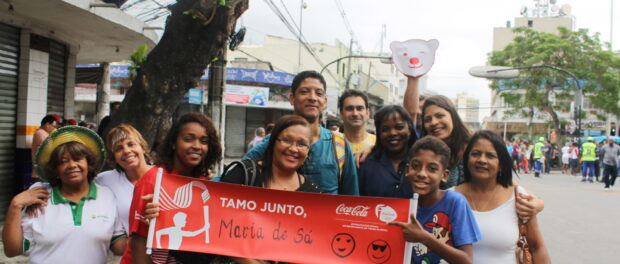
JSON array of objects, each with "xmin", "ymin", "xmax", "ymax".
[{"xmin": 3, "ymin": 69, "xmax": 561, "ymax": 264}]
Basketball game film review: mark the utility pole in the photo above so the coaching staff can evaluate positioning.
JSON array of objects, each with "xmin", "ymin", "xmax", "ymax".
[
  {"xmin": 346, "ymin": 39, "xmax": 353, "ymax": 89},
  {"xmin": 297, "ymin": 0, "xmax": 306, "ymax": 72},
  {"xmin": 207, "ymin": 48, "xmax": 227, "ymax": 171},
  {"xmin": 96, "ymin": 62, "xmax": 110, "ymax": 124},
  {"xmin": 379, "ymin": 24, "xmax": 386, "ymax": 55},
  {"xmin": 365, "ymin": 61, "xmax": 372, "ymax": 95}
]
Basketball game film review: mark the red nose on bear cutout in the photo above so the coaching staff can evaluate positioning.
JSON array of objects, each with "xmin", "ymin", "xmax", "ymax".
[{"xmin": 390, "ymin": 39, "xmax": 439, "ymax": 77}]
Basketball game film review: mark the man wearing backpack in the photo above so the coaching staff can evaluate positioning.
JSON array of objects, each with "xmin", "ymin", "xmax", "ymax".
[{"xmin": 244, "ymin": 71, "xmax": 359, "ymax": 195}]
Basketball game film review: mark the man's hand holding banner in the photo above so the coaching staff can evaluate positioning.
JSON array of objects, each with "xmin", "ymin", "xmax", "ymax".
[{"xmin": 147, "ymin": 170, "xmax": 417, "ymax": 264}]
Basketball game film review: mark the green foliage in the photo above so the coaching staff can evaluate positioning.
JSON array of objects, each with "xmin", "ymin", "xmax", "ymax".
[
  {"xmin": 129, "ymin": 45, "xmax": 149, "ymax": 80},
  {"xmin": 218, "ymin": 0, "xmax": 232, "ymax": 8},
  {"xmin": 489, "ymin": 26, "xmax": 620, "ymax": 124}
]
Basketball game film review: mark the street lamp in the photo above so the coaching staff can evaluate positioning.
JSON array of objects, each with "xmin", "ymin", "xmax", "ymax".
[
  {"xmin": 469, "ymin": 64, "xmax": 584, "ymax": 139},
  {"xmin": 320, "ymin": 55, "xmax": 392, "ymax": 75}
]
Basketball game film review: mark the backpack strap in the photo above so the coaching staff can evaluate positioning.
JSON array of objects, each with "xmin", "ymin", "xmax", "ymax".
[
  {"xmin": 222, "ymin": 159, "xmax": 259, "ymax": 186},
  {"xmin": 331, "ymin": 131, "xmax": 346, "ymax": 189}
]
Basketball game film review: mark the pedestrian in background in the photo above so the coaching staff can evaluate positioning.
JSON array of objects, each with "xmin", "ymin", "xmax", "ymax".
[
  {"xmin": 543, "ymin": 140, "xmax": 552, "ymax": 174},
  {"xmin": 247, "ymin": 127, "xmax": 265, "ymax": 151},
  {"xmin": 512, "ymin": 139, "xmax": 520, "ymax": 172},
  {"xmin": 561, "ymin": 142, "xmax": 570, "ymax": 174},
  {"xmin": 533, "ymin": 137, "xmax": 545, "ymax": 178},
  {"xmin": 569, "ymin": 141, "xmax": 580, "ymax": 176},
  {"xmin": 98, "ymin": 101, "xmax": 121, "ymax": 138},
  {"xmin": 600, "ymin": 138, "xmax": 620, "ymax": 191},
  {"xmin": 265, "ymin": 123, "xmax": 275, "ymax": 135},
  {"xmin": 581, "ymin": 137, "xmax": 597, "ymax": 183},
  {"xmin": 594, "ymin": 141, "xmax": 602, "ymax": 182},
  {"xmin": 521, "ymin": 141, "xmax": 531, "ymax": 173},
  {"xmin": 31, "ymin": 114, "xmax": 61, "ymax": 180}
]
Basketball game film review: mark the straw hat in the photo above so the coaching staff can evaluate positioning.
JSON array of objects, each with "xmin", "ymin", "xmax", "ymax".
[{"xmin": 33, "ymin": 125, "xmax": 105, "ymax": 181}]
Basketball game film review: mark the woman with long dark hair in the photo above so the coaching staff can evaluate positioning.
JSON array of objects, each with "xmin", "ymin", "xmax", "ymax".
[
  {"xmin": 421, "ymin": 95, "xmax": 472, "ymax": 189},
  {"xmin": 455, "ymin": 130, "xmax": 548, "ymax": 263},
  {"xmin": 222, "ymin": 115, "xmax": 319, "ymax": 192},
  {"xmin": 127, "ymin": 112, "xmax": 222, "ymax": 264}
]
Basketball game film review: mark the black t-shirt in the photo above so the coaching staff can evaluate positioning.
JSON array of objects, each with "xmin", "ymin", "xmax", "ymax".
[{"xmin": 220, "ymin": 164, "xmax": 321, "ymax": 193}]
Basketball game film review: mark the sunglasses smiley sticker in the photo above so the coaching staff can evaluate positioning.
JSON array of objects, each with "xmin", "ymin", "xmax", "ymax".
[
  {"xmin": 367, "ymin": 239, "xmax": 392, "ymax": 264},
  {"xmin": 331, "ymin": 233, "xmax": 356, "ymax": 258}
]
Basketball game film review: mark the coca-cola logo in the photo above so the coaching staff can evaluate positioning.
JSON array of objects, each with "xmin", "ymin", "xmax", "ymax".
[{"xmin": 336, "ymin": 204, "xmax": 370, "ymax": 217}]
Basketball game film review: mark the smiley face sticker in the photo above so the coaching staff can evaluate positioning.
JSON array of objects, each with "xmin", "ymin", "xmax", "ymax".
[
  {"xmin": 367, "ymin": 239, "xmax": 391, "ymax": 264},
  {"xmin": 331, "ymin": 233, "xmax": 356, "ymax": 258}
]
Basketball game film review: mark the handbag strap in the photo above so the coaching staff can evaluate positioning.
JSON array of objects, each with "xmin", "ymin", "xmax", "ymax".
[{"xmin": 514, "ymin": 185, "xmax": 528, "ymax": 236}]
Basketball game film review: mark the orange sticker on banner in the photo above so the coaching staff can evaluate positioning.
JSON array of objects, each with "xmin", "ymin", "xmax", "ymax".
[{"xmin": 148, "ymin": 173, "xmax": 416, "ymax": 264}]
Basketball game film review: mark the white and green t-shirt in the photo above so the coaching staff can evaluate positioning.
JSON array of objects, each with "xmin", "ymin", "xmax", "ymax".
[{"xmin": 21, "ymin": 182, "xmax": 125, "ymax": 264}]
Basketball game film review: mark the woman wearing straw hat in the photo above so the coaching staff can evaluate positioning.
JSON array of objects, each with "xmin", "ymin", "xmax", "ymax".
[{"xmin": 2, "ymin": 126, "xmax": 127, "ymax": 264}]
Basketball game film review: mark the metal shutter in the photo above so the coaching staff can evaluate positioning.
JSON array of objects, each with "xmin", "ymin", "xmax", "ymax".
[
  {"xmin": 0, "ymin": 22, "xmax": 19, "ymax": 220},
  {"xmin": 46, "ymin": 40, "xmax": 66, "ymax": 115},
  {"xmin": 224, "ymin": 106, "xmax": 247, "ymax": 157}
]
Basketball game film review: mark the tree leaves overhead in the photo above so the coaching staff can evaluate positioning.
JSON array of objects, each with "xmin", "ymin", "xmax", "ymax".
[{"xmin": 489, "ymin": 26, "xmax": 620, "ymax": 140}]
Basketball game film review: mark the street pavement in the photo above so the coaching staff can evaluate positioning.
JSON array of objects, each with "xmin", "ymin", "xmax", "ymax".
[
  {"xmin": 517, "ymin": 170, "xmax": 620, "ymax": 263},
  {"xmin": 0, "ymin": 170, "xmax": 618, "ymax": 263}
]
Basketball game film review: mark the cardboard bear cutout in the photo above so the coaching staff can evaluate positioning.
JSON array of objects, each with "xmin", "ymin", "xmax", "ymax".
[{"xmin": 389, "ymin": 39, "xmax": 439, "ymax": 77}]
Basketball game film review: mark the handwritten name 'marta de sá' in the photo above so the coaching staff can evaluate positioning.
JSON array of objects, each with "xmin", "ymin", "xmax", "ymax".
[{"xmin": 219, "ymin": 197, "xmax": 308, "ymax": 218}]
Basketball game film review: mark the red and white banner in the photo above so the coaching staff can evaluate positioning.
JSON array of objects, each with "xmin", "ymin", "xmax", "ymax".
[{"xmin": 147, "ymin": 169, "xmax": 417, "ymax": 264}]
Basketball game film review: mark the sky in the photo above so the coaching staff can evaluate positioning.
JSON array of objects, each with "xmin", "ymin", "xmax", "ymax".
[{"xmin": 129, "ymin": 0, "xmax": 619, "ymax": 120}]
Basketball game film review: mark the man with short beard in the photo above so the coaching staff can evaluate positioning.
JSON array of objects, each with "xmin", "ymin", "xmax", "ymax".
[{"xmin": 245, "ymin": 71, "xmax": 359, "ymax": 195}]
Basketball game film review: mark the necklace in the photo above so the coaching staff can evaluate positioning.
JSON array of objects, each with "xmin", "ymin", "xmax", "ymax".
[
  {"xmin": 466, "ymin": 185, "xmax": 501, "ymax": 212},
  {"xmin": 270, "ymin": 172, "xmax": 299, "ymax": 191}
]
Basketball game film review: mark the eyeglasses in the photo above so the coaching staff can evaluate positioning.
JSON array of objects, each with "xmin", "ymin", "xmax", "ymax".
[{"xmin": 277, "ymin": 138, "xmax": 310, "ymax": 151}]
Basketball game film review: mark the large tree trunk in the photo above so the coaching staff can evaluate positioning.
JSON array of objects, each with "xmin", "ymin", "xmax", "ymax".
[
  {"xmin": 541, "ymin": 86, "xmax": 562, "ymax": 146},
  {"xmin": 527, "ymin": 106, "xmax": 534, "ymax": 140},
  {"xmin": 107, "ymin": 0, "xmax": 249, "ymax": 148}
]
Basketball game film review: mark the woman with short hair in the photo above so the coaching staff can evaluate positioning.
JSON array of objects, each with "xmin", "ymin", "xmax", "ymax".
[{"xmin": 2, "ymin": 126, "xmax": 126, "ymax": 264}]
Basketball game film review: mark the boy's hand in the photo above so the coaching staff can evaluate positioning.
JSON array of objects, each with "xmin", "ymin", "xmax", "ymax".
[{"xmin": 388, "ymin": 213, "xmax": 428, "ymax": 243}]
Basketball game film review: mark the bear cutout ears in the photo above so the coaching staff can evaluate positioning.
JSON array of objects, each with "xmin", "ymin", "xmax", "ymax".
[{"xmin": 389, "ymin": 39, "xmax": 439, "ymax": 78}]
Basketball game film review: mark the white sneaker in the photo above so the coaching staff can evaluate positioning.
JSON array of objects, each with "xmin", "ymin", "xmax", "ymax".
[{"xmin": 604, "ymin": 187, "xmax": 610, "ymax": 191}]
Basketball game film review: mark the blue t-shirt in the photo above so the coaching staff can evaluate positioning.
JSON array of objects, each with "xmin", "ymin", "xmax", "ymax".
[
  {"xmin": 245, "ymin": 127, "xmax": 359, "ymax": 195},
  {"xmin": 358, "ymin": 150, "xmax": 412, "ymax": 198},
  {"xmin": 506, "ymin": 145, "xmax": 514, "ymax": 156},
  {"xmin": 412, "ymin": 190, "xmax": 482, "ymax": 264}
]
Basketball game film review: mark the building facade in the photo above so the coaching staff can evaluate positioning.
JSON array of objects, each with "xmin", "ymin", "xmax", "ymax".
[
  {"xmin": 0, "ymin": 0, "xmax": 156, "ymax": 219},
  {"xmin": 455, "ymin": 93, "xmax": 481, "ymax": 130},
  {"xmin": 485, "ymin": 3, "xmax": 616, "ymax": 140}
]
